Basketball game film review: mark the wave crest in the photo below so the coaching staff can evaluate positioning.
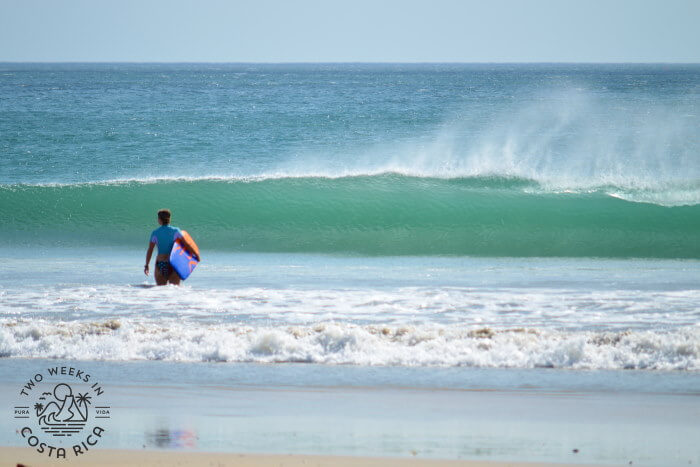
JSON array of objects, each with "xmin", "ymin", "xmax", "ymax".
[{"xmin": 1, "ymin": 175, "xmax": 698, "ymax": 258}]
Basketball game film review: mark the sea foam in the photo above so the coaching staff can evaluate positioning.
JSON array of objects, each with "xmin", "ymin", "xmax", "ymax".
[
  {"xmin": 1, "ymin": 282, "xmax": 699, "ymax": 370},
  {"xmin": 1, "ymin": 319, "xmax": 697, "ymax": 370}
]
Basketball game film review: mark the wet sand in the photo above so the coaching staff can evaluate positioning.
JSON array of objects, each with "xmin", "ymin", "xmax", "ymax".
[{"xmin": 2, "ymin": 447, "xmax": 602, "ymax": 467}]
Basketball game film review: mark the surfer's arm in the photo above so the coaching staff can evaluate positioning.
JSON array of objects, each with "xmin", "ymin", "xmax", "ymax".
[{"xmin": 144, "ymin": 242, "xmax": 155, "ymax": 275}]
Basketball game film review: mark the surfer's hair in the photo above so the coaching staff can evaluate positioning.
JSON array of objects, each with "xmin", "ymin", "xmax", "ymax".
[{"xmin": 158, "ymin": 209, "xmax": 171, "ymax": 225}]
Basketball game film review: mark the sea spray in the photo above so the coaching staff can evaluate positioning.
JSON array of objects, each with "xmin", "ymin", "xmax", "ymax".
[{"xmin": 272, "ymin": 86, "xmax": 699, "ymax": 193}]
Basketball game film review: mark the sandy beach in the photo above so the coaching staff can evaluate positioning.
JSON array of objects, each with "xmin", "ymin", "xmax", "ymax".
[{"xmin": 3, "ymin": 447, "xmax": 604, "ymax": 467}]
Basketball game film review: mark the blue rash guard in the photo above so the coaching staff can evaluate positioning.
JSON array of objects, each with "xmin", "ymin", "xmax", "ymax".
[{"xmin": 150, "ymin": 225, "xmax": 182, "ymax": 256}]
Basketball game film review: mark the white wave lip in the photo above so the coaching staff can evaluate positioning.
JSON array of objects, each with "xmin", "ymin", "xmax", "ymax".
[{"xmin": 1, "ymin": 320, "xmax": 697, "ymax": 370}]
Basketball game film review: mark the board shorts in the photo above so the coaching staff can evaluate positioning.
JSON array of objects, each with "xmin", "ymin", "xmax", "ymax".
[{"xmin": 156, "ymin": 260, "xmax": 173, "ymax": 278}]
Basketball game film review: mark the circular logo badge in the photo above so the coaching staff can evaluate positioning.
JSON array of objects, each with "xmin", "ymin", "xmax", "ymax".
[{"xmin": 13, "ymin": 366, "xmax": 111, "ymax": 459}]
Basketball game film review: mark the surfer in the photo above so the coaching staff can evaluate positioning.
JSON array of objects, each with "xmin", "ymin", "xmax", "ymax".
[{"xmin": 144, "ymin": 209, "xmax": 193, "ymax": 285}]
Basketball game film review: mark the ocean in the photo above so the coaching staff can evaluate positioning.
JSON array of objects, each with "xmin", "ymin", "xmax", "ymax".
[{"xmin": 1, "ymin": 63, "xmax": 699, "ymax": 465}]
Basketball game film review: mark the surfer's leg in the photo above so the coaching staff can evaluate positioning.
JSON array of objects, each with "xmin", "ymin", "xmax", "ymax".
[
  {"xmin": 154, "ymin": 268, "xmax": 167, "ymax": 286},
  {"xmin": 167, "ymin": 270, "xmax": 181, "ymax": 285},
  {"xmin": 154, "ymin": 261, "xmax": 169, "ymax": 286}
]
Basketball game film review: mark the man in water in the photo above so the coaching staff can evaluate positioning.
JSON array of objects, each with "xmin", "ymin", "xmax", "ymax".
[{"xmin": 144, "ymin": 209, "xmax": 190, "ymax": 285}]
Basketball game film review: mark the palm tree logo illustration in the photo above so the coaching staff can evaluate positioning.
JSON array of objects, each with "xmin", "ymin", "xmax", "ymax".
[{"xmin": 35, "ymin": 383, "xmax": 92, "ymax": 436}]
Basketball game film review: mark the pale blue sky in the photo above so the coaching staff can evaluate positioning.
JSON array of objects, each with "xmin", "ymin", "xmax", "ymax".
[{"xmin": 1, "ymin": 0, "xmax": 698, "ymax": 62}]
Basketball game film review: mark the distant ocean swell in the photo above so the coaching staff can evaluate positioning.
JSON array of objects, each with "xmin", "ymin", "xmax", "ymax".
[
  {"xmin": 0, "ymin": 320, "xmax": 697, "ymax": 370},
  {"xmin": 1, "ymin": 174, "xmax": 699, "ymax": 258}
]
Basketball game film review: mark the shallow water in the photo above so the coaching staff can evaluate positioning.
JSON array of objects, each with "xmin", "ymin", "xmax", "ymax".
[{"xmin": 1, "ymin": 249, "xmax": 698, "ymax": 370}]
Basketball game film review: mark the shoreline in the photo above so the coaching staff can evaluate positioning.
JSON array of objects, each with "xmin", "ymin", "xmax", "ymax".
[
  {"xmin": 1, "ymin": 360, "xmax": 699, "ymax": 466},
  {"xmin": 1, "ymin": 447, "xmax": 603, "ymax": 467}
]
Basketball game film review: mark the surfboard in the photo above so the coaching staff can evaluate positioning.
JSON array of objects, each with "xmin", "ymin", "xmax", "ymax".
[{"xmin": 170, "ymin": 230, "xmax": 200, "ymax": 280}]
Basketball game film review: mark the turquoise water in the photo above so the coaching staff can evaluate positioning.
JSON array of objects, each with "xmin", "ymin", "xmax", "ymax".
[
  {"xmin": 1, "ymin": 62, "xmax": 698, "ymax": 364},
  {"xmin": 2, "ymin": 64, "xmax": 698, "ymax": 186},
  {"xmin": 2, "ymin": 176, "xmax": 699, "ymax": 257},
  {"xmin": 2, "ymin": 63, "xmax": 699, "ymax": 257},
  {"xmin": 1, "ymin": 63, "xmax": 699, "ymax": 368},
  {"xmin": 1, "ymin": 64, "xmax": 699, "ymax": 464}
]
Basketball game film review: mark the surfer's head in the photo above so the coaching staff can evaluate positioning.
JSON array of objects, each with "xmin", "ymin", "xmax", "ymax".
[{"xmin": 157, "ymin": 209, "xmax": 171, "ymax": 225}]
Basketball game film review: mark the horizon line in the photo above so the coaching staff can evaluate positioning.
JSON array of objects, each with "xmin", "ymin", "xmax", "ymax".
[{"xmin": 1, "ymin": 60, "xmax": 699, "ymax": 65}]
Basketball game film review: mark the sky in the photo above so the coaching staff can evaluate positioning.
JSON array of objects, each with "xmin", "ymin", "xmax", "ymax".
[{"xmin": 1, "ymin": 0, "xmax": 698, "ymax": 62}]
